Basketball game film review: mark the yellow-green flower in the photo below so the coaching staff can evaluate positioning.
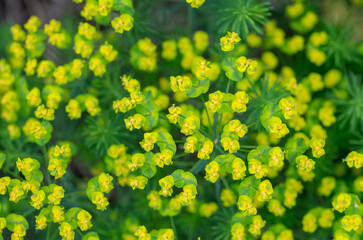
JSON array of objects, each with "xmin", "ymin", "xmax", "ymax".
[
  {"xmin": 296, "ymin": 155, "xmax": 315, "ymax": 172},
  {"xmin": 279, "ymin": 96, "xmax": 297, "ymax": 119},
  {"xmin": 186, "ymin": 0, "xmax": 205, "ymax": 8},
  {"xmin": 238, "ymin": 195, "xmax": 257, "ymax": 215},
  {"xmin": 159, "ymin": 175, "xmax": 174, "ymax": 197},
  {"xmin": 332, "ymin": 193, "xmax": 351, "ymax": 213},
  {"xmin": 344, "ymin": 151, "xmax": 363, "ymax": 169},
  {"xmin": 112, "ymin": 14, "xmax": 134, "ymax": 34},
  {"xmin": 257, "ymin": 180, "xmax": 274, "ymax": 202},
  {"xmin": 205, "ymin": 161, "xmax": 220, "ymax": 183},
  {"xmin": 220, "ymin": 32, "xmax": 241, "ymax": 51},
  {"xmin": 302, "ymin": 213, "xmax": 317, "ymax": 233},
  {"xmin": 341, "ymin": 214, "xmax": 362, "ymax": 232},
  {"xmin": 236, "ymin": 56, "xmax": 257, "ymax": 74}
]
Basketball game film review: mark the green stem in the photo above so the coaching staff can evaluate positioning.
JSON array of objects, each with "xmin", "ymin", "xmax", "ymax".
[
  {"xmin": 159, "ymin": 113, "xmax": 169, "ymax": 121},
  {"xmin": 226, "ymin": 79, "xmax": 231, "ymax": 94},
  {"xmin": 215, "ymin": 144, "xmax": 225, "ymax": 155},
  {"xmin": 239, "ymin": 145, "xmax": 258, "ymax": 149},
  {"xmin": 198, "ymin": 130, "xmax": 212, "ymax": 139},
  {"xmin": 42, "ymin": 145, "xmax": 52, "ymax": 185},
  {"xmin": 105, "ymin": 76, "xmax": 122, "ymax": 99},
  {"xmin": 238, "ymin": 149, "xmax": 250, "ymax": 153},
  {"xmin": 220, "ymin": 176, "xmax": 230, "ymax": 189},
  {"xmin": 64, "ymin": 190, "xmax": 85, "ymax": 198},
  {"xmin": 174, "ymin": 140, "xmax": 185, "ymax": 143},
  {"xmin": 170, "ymin": 217, "xmax": 177, "ymax": 240},
  {"xmin": 200, "ymin": 94, "xmax": 213, "ymax": 134},
  {"xmin": 188, "ymin": 225, "xmax": 194, "ymax": 240},
  {"xmin": 173, "ymin": 161, "xmax": 195, "ymax": 167},
  {"xmin": 62, "ymin": 199, "xmax": 94, "ymax": 209},
  {"xmin": 76, "ymin": 228, "xmax": 84, "ymax": 237},
  {"xmin": 189, "ymin": 159, "xmax": 207, "ymax": 174},
  {"xmin": 217, "ymin": 79, "xmax": 231, "ymax": 136},
  {"xmin": 247, "ymin": 121, "xmax": 258, "ymax": 128},
  {"xmin": 217, "ymin": 112, "xmax": 224, "ymax": 138},
  {"xmin": 47, "ymin": 223, "xmax": 51, "ymax": 240},
  {"xmin": 173, "ymin": 153, "xmax": 190, "ymax": 160},
  {"xmin": 23, "ymin": 207, "xmax": 36, "ymax": 217},
  {"xmin": 2, "ymin": 168, "xmax": 23, "ymax": 180}
]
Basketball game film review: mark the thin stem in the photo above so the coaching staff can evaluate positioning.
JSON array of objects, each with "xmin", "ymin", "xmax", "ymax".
[
  {"xmin": 212, "ymin": 112, "xmax": 218, "ymax": 139},
  {"xmin": 105, "ymin": 75, "xmax": 123, "ymax": 99},
  {"xmin": 220, "ymin": 176, "xmax": 230, "ymax": 189},
  {"xmin": 173, "ymin": 161, "xmax": 195, "ymax": 167},
  {"xmin": 170, "ymin": 217, "xmax": 177, "ymax": 240},
  {"xmin": 189, "ymin": 159, "xmax": 206, "ymax": 174},
  {"xmin": 76, "ymin": 228, "xmax": 84, "ymax": 237},
  {"xmin": 173, "ymin": 153, "xmax": 190, "ymax": 160},
  {"xmin": 2, "ymin": 168, "xmax": 23, "ymax": 180},
  {"xmin": 23, "ymin": 207, "xmax": 36, "ymax": 217},
  {"xmin": 247, "ymin": 121, "xmax": 258, "ymax": 128},
  {"xmin": 64, "ymin": 190, "xmax": 85, "ymax": 198},
  {"xmin": 42, "ymin": 145, "xmax": 52, "ymax": 185},
  {"xmin": 198, "ymin": 130, "xmax": 212, "ymax": 139},
  {"xmin": 217, "ymin": 79, "xmax": 231, "ymax": 135},
  {"xmin": 47, "ymin": 223, "xmax": 51, "ymax": 240},
  {"xmin": 239, "ymin": 145, "xmax": 258, "ymax": 149},
  {"xmin": 226, "ymin": 79, "xmax": 231, "ymax": 94},
  {"xmin": 238, "ymin": 149, "xmax": 250, "ymax": 153},
  {"xmin": 159, "ymin": 113, "xmax": 169, "ymax": 121},
  {"xmin": 217, "ymin": 112, "xmax": 224, "ymax": 137},
  {"xmin": 215, "ymin": 144, "xmax": 225, "ymax": 155},
  {"xmin": 200, "ymin": 94, "xmax": 213, "ymax": 134}
]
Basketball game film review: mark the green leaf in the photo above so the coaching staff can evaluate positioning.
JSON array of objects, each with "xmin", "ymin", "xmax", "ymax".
[
  {"xmin": 0, "ymin": 152, "xmax": 6, "ymax": 169},
  {"xmin": 171, "ymin": 169, "xmax": 197, "ymax": 188},
  {"xmin": 82, "ymin": 232, "xmax": 100, "ymax": 240},
  {"xmin": 64, "ymin": 207, "xmax": 82, "ymax": 230},
  {"xmin": 231, "ymin": 213, "xmax": 253, "ymax": 226},
  {"xmin": 113, "ymin": 0, "xmax": 135, "ymax": 15},
  {"xmin": 136, "ymin": 101, "xmax": 159, "ymax": 128},
  {"xmin": 214, "ymin": 154, "xmax": 234, "ymax": 173},
  {"xmin": 39, "ymin": 206, "xmax": 52, "ymax": 220},
  {"xmin": 26, "ymin": 169, "xmax": 44, "ymax": 183},
  {"xmin": 345, "ymin": 195, "xmax": 363, "ymax": 215},
  {"xmin": 157, "ymin": 132, "xmax": 176, "ymax": 154},
  {"xmin": 159, "ymin": 199, "xmax": 181, "ymax": 217},
  {"xmin": 218, "ymin": 93, "xmax": 234, "ymax": 114},
  {"xmin": 238, "ymin": 176, "xmax": 260, "ymax": 197},
  {"xmin": 94, "ymin": 14, "xmax": 111, "ymax": 26},
  {"xmin": 150, "ymin": 229, "xmax": 159, "ymax": 239},
  {"xmin": 6, "ymin": 214, "xmax": 29, "ymax": 231},
  {"xmin": 140, "ymin": 163, "xmax": 157, "ymax": 179},
  {"xmin": 186, "ymin": 77, "xmax": 210, "ymax": 98},
  {"xmin": 221, "ymin": 57, "xmax": 243, "ymax": 82},
  {"xmin": 139, "ymin": 152, "xmax": 156, "ymax": 178},
  {"xmin": 285, "ymin": 138, "xmax": 308, "ymax": 164},
  {"xmin": 216, "ymin": 0, "xmax": 271, "ymax": 39},
  {"xmin": 247, "ymin": 144, "xmax": 271, "ymax": 164},
  {"xmin": 260, "ymin": 103, "xmax": 280, "ymax": 130},
  {"xmin": 86, "ymin": 177, "xmax": 100, "ymax": 200}
]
